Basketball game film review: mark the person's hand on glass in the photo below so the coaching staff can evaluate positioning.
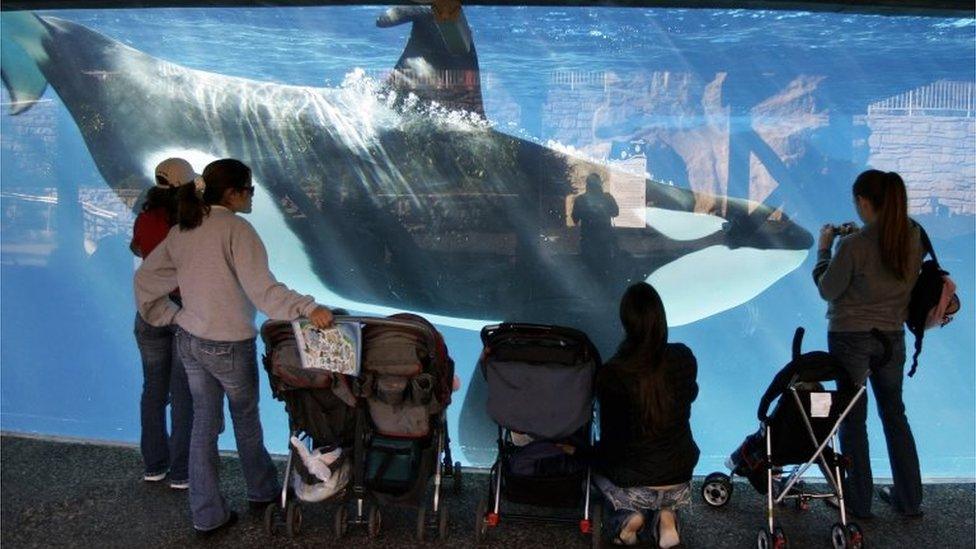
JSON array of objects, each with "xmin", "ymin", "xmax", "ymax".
[{"xmin": 308, "ymin": 306, "xmax": 334, "ymax": 328}]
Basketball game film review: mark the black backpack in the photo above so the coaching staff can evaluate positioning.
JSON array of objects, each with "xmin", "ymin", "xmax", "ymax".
[{"xmin": 905, "ymin": 222, "xmax": 959, "ymax": 377}]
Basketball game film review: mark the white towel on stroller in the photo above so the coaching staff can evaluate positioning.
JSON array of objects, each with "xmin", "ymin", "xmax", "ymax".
[{"xmin": 290, "ymin": 436, "xmax": 342, "ymax": 482}]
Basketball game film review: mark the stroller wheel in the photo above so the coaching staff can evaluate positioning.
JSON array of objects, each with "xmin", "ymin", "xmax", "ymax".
[
  {"xmin": 285, "ymin": 500, "xmax": 302, "ymax": 538},
  {"xmin": 590, "ymin": 503, "xmax": 603, "ymax": 549},
  {"xmin": 368, "ymin": 506, "xmax": 382, "ymax": 539},
  {"xmin": 831, "ymin": 522, "xmax": 848, "ymax": 548},
  {"xmin": 416, "ymin": 506, "xmax": 427, "ymax": 542},
  {"xmin": 333, "ymin": 505, "xmax": 348, "ymax": 539},
  {"xmin": 474, "ymin": 498, "xmax": 488, "ymax": 542},
  {"xmin": 757, "ymin": 527, "xmax": 771, "ymax": 549},
  {"xmin": 831, "ymin": 521, "xmax": 864, "ymax": 549},
  {"xmin": 263, "ymin": 503, "xmax": 278, "ymax": 536},
  {"xmin": 452, "ymin": 461, "xmax": 464, "ymax": 494},
  {"xmin": 702, "ymin": 472, "xmax": 733, "ymax": 507},
  {"xmin": 438, "ymin": 503, "xmax": 450, "ymax": 540}
]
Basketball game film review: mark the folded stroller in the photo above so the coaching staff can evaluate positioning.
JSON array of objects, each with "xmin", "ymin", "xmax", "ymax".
[
  {"xmin": 473, "ymin": 323, "xmax": 602, "ymax": 547},
  {"xmin": 701, "ymin": 327, "xmax": 890, "ymax": 549},
  {"xmin": 261, "ymin": 314, "xmax": 460, "ymax": 541}
]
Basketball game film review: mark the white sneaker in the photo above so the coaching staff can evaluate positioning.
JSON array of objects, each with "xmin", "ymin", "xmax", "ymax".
[
  {"xmin": 143, "ymin": 471, "xmax": 167, "ymax": 482},
  {"xmin": 169, "ymin": 479, "xmax": 189, "ymax": 490}
]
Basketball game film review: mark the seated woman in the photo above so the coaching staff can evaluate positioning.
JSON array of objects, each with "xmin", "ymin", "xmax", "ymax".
[{"xmin": 595, "ymin": 282, "xmax": 699, "ymax": 548}]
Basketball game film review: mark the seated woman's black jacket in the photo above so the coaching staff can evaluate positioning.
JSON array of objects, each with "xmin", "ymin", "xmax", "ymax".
[{"xmin": 595, "ymin": 343, "xmax": 700, "ymax": 487}]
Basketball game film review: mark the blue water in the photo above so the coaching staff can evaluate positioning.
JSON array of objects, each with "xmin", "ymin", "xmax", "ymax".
[{"xmin": 1, "ymin": 6, "xmax": 973, "ymax": 478}]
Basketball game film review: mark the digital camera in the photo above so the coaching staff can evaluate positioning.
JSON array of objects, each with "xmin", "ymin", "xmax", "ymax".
[{"xmin": 831, "ymin": 222, "xmax": 859, "ymax": 236}]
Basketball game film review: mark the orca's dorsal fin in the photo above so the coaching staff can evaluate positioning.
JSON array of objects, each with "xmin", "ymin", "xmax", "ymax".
[
  {"xmin": 1, "ymin": 12, "xmax": 50, "ymax": 115},
  {"xmin": 377, "ymin": 5, "xmax": 484, "ymax": 116}
]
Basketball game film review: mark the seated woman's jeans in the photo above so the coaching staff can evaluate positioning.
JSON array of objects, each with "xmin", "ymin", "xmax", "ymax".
[{"xmin": 594, "ymin": 474, "xmax": 690, "ymax": 542}]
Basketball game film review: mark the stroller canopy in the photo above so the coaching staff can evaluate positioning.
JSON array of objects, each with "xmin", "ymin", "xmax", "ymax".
[{"xmin": 481, "ymin": 323, "xmax": 601, "ymax": 440}]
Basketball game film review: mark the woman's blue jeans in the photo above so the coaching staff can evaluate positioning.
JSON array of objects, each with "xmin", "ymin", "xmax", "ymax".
[
  {"xmin": 134, "ymin": 313, "xmax": 193, "ymax": 481},
  {"xmin": 830, "ymin": 330, "xmax": 922, "ymax": 517},
  {"xmin": 176, "ymin": 328, "xmax": 279, "ymax": 531}
]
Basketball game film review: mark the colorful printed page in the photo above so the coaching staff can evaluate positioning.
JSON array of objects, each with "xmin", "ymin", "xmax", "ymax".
[{"xmin": 291, "ymin": 319, "xmax": 363, "ymax": 376}]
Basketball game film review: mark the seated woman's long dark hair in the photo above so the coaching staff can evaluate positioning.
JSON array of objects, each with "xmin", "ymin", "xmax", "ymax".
[
  {"xmin": 612, "ymin": 282, "xmax": 673, "ymax": 434},
  {"xmin": 177, "ymin": 159, "xmax": 252, "ymax": 230}
]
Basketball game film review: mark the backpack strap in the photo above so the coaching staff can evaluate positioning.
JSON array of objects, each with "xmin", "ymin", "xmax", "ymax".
[
  {"xmin": 912, "ymin": 218, "xmax": 939, "ymax": 265},
  {"xmin": 908, "ymin": 220, "xmax": 934, "ymax": 378}
]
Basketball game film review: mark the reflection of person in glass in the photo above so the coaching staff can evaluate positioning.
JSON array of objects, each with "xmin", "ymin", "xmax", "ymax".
[
  {"xmin": 571, "ymin": 173, "xmax": 619, "ymax": 275},
  {"xmin": 813, "ymin": 170, "xmax": 923, "ymax": 519},
  {"xmin": 135, "ymin": 159, "xmax": 334, "ymax": 535},
  {"xmin": 594, "ymin": 282, "xmax": 698, "ymax": 548}
]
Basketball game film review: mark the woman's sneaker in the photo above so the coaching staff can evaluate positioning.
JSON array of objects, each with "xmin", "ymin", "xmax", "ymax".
[
  {"xmin": 143, "ymin": 471, "xmax": 167, "ymax": 482},
  {"xmin": 169, "ymin": 479, "xmax": 189, "ymax": 490}
]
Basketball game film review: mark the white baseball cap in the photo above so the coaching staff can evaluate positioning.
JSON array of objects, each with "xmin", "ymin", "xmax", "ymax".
[{"xmin": 154, "ymin": 158, "xmax": 199, "ymax": 188}]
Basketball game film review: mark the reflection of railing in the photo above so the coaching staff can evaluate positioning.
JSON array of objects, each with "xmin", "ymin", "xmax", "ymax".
[
  {"xmin": 549, "ymin": 71, "xmax": 610, "ymax": 91},
  {"xmin": 868, "ymin": 80, "xmax": 975, "ymax": 117},
  {"xmin": 363, "ymin": 68, "xmax": 489, "ymax": 88}
]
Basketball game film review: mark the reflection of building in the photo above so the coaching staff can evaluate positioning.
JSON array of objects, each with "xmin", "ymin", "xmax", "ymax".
[
  {"xmin": 78, "ymin": 188, "xmax": 140, "ymax": 252},
  {"xmin": 0, "ymin": 187, "xmax": 138, "ymax": 265},
  {"xmin": 867, "ymin": 80, "xmax": 975, "ymax": 216}
]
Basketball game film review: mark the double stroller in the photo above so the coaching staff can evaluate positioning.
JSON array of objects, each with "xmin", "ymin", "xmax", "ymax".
[
  {"xmin": 260, "ymin": 313, "xmax": 461, "ymax": 541},
  {"xmin": 701, "ymin": 327, "xmax": 889, "ymax": 549},
  {"xmin": 472, "ymin": 323, "xmax": 603, "ymax": 547}
]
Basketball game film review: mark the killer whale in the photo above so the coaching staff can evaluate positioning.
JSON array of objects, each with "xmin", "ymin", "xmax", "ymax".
[{"xmin": 2, "ymin": 9, "xmax": 813, "ymax": 464}]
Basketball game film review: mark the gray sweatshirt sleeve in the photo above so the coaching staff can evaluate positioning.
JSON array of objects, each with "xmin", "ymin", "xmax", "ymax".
[
  {"xmin": 815, "ymin": 237, "xmax": 855, "ymax": 302},
  {"xmin": 232, "ymin": 220, "xmax": 319, "ymax": 320},
  {"xmin": 134, "ymin": 238, "xmax": 180, "ymax": 327}
]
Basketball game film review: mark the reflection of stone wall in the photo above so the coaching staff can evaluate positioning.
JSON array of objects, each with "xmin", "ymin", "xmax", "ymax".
[
  {"xmin": 0, "ymin": 99, "xmax": 58, "ymax": 181},
  {"xmin": 866, "ymin": 114, "xmax": 976, "ymax": 215}
]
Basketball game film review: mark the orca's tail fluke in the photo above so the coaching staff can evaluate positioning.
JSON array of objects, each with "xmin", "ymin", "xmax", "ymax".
[{"xmin": 1, "ymin": 12, "xmax": 50, "ymax": 115}]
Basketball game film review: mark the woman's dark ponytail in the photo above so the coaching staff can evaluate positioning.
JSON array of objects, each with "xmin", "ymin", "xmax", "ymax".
[
  {"xmin": 852, "ymin": 169, "xmax": 913, "ymax": 280},
  {"xmin": 176, "ymin": 158, "xmax": 251, "ymax": 231},
  {"xmin": 177, "ymin": 181, "xmax": 207, "ymax": 230}
]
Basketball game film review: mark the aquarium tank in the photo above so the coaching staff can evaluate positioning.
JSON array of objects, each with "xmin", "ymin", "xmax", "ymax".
[{"xmin": 0, "ymin": 4, "xmax": 973, "ymax": 477}]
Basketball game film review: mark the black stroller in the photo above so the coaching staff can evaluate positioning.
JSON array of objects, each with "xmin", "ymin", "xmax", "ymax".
[
  {"xmin": 260, "ymin": 314, "xmax": 460, "ymax": 541},
  {"xmin": 473, "ymin": 323, "xmax": 602, "ymax": 547},
  {"xmin": 701, "ymin": 327, "xmax": 890, "ymax": 549}
]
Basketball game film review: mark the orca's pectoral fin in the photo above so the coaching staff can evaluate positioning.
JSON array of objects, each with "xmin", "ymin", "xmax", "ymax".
[
  {"xmin": 1, "ymin": 12, "xmax": 50, "ymax": 115},
  {"xmin": 376, "ymin": 6, "xmax": 430, "ymax": 28}
]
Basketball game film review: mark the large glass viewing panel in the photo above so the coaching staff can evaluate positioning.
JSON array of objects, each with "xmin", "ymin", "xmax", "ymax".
[{"xmin": 1, "ymin": 6, "xmax": 973, "ymax": 476}]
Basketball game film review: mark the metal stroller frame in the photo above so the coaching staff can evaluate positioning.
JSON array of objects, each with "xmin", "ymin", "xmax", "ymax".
[
  {"xmin": 473, "ymin": 323, "xmax": 603, "ymax": 548},
  {"xmin": 702, "ymin": 327, "xmax": 891, "ymax": 549},
  {"xmin": 261, "ymin": 315, "xmax": 461, "ymax": 541}
]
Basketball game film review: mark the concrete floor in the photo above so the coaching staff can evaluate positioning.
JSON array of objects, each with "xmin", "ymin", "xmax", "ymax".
[{"xmin": 1, "ymin": 434, "xmax": 973, "ymax": 548}]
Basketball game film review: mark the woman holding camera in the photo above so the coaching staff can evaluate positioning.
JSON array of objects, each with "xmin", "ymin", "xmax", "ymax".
[
  {"xmin": 813, "ymin": 169, "xmax": 923, "ymax": 519},
  {"xmin": 135, "ymin": 158, "xmax": 334, "ymax": 535}
]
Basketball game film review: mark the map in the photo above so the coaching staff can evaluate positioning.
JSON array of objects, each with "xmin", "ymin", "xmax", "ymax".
[{"xmin": 291, "ymin": 319, "xmax": 362, "ymax": 376}]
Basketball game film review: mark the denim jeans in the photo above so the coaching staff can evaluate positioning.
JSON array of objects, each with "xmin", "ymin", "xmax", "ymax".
[
  {"xmin": 134, "ymin": 313, "xmax": 193, "ymax": 481},
  {"xmin": 176, "ymin": 328, "xmax": 279, "ymax": 530},
  {"xmin": 594, "ymin": 474, "xmax": 690, "ymax": 543},
  {"xmin": 830, "ymin": 331, "xmax": 922, "ymax": 516}
]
